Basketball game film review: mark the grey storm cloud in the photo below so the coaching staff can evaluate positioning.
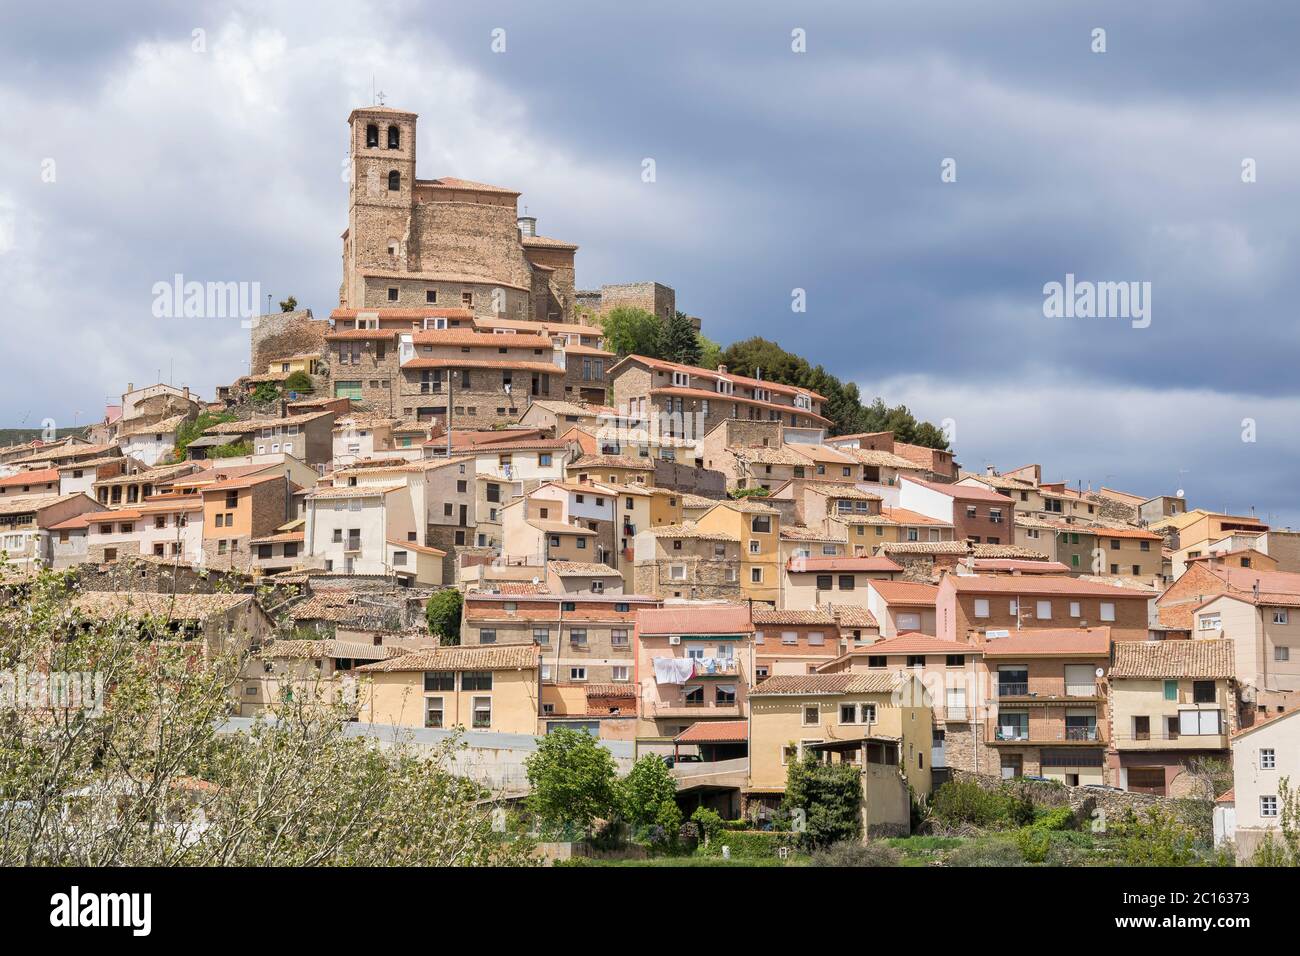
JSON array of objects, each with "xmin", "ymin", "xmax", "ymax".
[{"xmin": 0, "ymin": 0, "xmax": 1296, "ymax": 521}]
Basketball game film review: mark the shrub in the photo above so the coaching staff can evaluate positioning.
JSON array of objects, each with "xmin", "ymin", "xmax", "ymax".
[
  {"xmin": 697, "ymin": 830, "xmax": 798, "ymax": 859},
  {"xmin": 947, "ymin": 838, "xmax": 1025, "ymax": 867},
  {"xmin": 1031, "ymin": 805, "xmax": 1078, "ymax": 832},
  {"xmin": 690, "ymin": 807, "xmax": 725, "ymax": 844},
  {"xmin": 810, "ymin": 841, "xmax": 901, "ymax": 867},
  {"xmin": 1015, "ymin": 828, "xmax": 1051, "ymax": 864},
  {"xmin": 620, "ymin": 755, "xmax": 678, "ymax": 829},
  {"xmin": 931, "ymin": 780, "xmax": 1010, "ymax": 828},
  {"xmin": 1114, "ymin": 807, "xmax": 1198, "ymax": 867},
  {"xmin": 283, "ymin": 370, "xmax": 313, "ymax": 393},
  {"xmin": 1249, "ymin": 834, "xmax": 1291, "ymax": 867}
]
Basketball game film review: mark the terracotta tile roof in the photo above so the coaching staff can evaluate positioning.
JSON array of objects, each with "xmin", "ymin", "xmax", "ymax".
[
  {"xmin": 879, "ymin": 507, "xmax": 951, "ymax": 526},
  {"xmin": 643, "ymin": 522, "xmax": 738, "ymax": 542},
  {"xmin": 1206, "ymin": 565, "xmax": 1300, "ymax": 607},
  {"xmin": 569, "ymin": 454, "xmax": 655, "ymax": 470},
  {"xmin": 841, "ymin": 449, "xmax": 924, "ymax": 470},
  {"xmin": 0, "ymin": 493, "xmax": 91, "ymax": 517},
  {"xmin": 357, "ymin": 642, "xmax": 539, "ymax": 672},
  {"xmin": 205, "ymin": 411, "xmax": 333, "ymax": 434},
  {"xmin": 401, "ymin": 358, "xmax": 561, "ymax": 374},
  {"xmin": 250, "ymin": 531, "xmax": 305, "ymax": 545},
  {"xmin": 860, "ymin": 633, "xmax": 973, "ymax": 655},
  {"xmin": 752, "ymin": 608, "xmax": 837, "ymax": 626},
  {"xmin": 200, "ymin": 472, "xmax": 287, "ymax": 494},
  {"xmin": 945, "ymin": 575, "xmax": 1151, "ymax": 599},
  {"xmin": 1091, "ymin": 526, "xmax": 1164, "ymax": 541},
  {"xmin": 521, "ymin": 234, "xmax": 579, "ymax": 250},
  {"xmin": 905, "ymin": 476, "xmax": 1013, "ymax": 503},
  {"xmin": 72, "ymin": 591, "xmax": 253, "ymax": 621},
  {"xmin": 792, "ymin": 445, "xmax": 857, "ymax": 465},
  {"xmin": 409, "ymin": 329, "xmax": 552, "ymax": 347},
  {"xmin": 827, "ymin": 604, "xmax": 879, "ymax": 628},
  {"xmin": 1110, "ymin": 639, "xmax": 1234, "ymax": 679},
  {"xmin": 260, "ymin": 639, "xmax": 405, "ymax": 661},
  {"xmin": 0, "ymin": 467, "xmax": 61, "ymax": 487},
  {"xmin": 780, "ymin": 525, "xmax": 846, "ymax": 542},
  {"xmin": 806, "ymin": 483, "xmax": 881, "ymax": 501},
  {"xmin": 787, "ymin": 556, "xmax": 902, "ymax": 573},
  {"xmin": 651, "ymin": 385, "xmax": 833, "ymax": 424},
  {"xmin": 330, "ymin": 307, "xmax": 475, "ymax": 321},
  {"xmin": 1230, "ymin": 707, "xmax": 1300, "ymax": 741},
  {"xmin": 614, "ymin": 353, "xmax": 828, "ymax": 401},
  {"xmin": 307, "ymin": 484, "xmax": 403, "ymax": 499},
  {"xmin": 421, "ymin": 176, "xmax": 520, "ymax": 195},
  {"xmin": 681, "ymin": 493, "xmax": 721, "ymax": 510},
  {"xmin": 979, "ymin": 627, "xmax": 1112, "ymax": 658},
  {"xmin": 527, "ymin": 520, "xmax": 598, "ymax": 536},
  {"xmin": 637, "ymin": 605, "xmax": 753, "ymax": 636},
  {"xmin": 548, "ymin": 561, "xmax": 621, "ymax": 576},
  {"xmin": 735, "ymin": 445, "xmax": 816, "ymax": 466},
  {"xmin": 749, "ymin": 672, "xmax": 898, "ymax": 696},
  {"xmin": 713, "ymin": 497, "xmax": 779, "ymax": 515},
  {"xmin": 878, "ymin": 541, "xmax": 968, "ymax": 555},
  {"xmin": 584, "ymin": 683, "xmax": 637, "ymax": 699},
  {"xmin": 674, "ymin": 720, "xmax": 748, "ymax": 743},
  {"xmin": 869, "ymin": 581, "xmax": 940, "ymax": 605}
]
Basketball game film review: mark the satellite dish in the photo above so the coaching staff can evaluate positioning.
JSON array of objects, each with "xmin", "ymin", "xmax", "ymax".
[
  {"xmin": 1176, "ymin": 489, "xmax": 1185, "ymax": 498},
  {"xmin": 1095, "ymin": 667, "xmax": 1104, "ymax": 678}
]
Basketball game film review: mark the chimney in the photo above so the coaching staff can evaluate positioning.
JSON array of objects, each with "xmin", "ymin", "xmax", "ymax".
[
  {"xmin": 717, "ymin": 364, "xmax": 727, "ymax": 374},
  {"xmin": 517, "ymin": 216, "xmax": 537, "ymax": 237},
  {"xmin": 985, "ymin": 464, "xmax": 996, "ymax": 477}
]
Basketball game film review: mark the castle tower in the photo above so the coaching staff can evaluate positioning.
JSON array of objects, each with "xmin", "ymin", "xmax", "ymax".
[{"xmin": 344, "ymin": 105, "xmax": 418, "ymax": 308}]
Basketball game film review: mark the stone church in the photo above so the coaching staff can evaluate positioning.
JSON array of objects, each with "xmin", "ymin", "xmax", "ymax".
[{"xmin": 340, "ymin": 105, "xmax": 578, "ymax": 324}]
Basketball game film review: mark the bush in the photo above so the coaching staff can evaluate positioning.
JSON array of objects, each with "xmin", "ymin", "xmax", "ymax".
[
  {"xmin": 810, "ymin": 841, "xmax": 901, "ymax": 867},
  {"xmin": 1015, "ymin": 828, "xmax": 1051, "ymax": 864},
  {"xmin": 1249, "ymin": 834, "xmax": 1292, "ymax": 867},
  {"xmin": 1114, "ymin": 807, "xmax": 1198, "ymax": 867},
  {"xmin": 690, "ymin": 807, "xmax": 725, "ymax": 844},
  {"xmin": 930, "ymin": 780, "xmax": 1011, "ymax": 828},
  {"xmin": 697, "ymin": 830, "xmax": 798, "ymax": 859},
  {"xmin": 1031, "ymin": 805, "xmax": 1078, "ymax": 832},
  {"xmin": 283, "ymin": 370, "xmax": 313, "ymax": 393},
  {"xmin": 947, "ymin": 838, "xmax": 1025, "ymax": 867}
]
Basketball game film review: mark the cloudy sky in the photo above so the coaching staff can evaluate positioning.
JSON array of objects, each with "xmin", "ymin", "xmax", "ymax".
[{"xmin": 2, "ymin": 1, "xmax": 1297, "ymax": 523}]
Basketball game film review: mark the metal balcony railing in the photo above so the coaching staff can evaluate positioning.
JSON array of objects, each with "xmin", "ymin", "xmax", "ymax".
[{"xmin": 998, "ymin": 682, "xmax": 1029, "ymax": 697}]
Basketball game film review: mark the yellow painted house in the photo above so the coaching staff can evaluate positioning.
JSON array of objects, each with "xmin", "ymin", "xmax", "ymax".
[
  {"xmin": 357, "ymin": 643, "xmax": 541, "ymax": 734},
  {"xmin": 696, "ymin": 498, "xmax": 781, "ymax": 606},
  {"xmin": 746, "ymin": 671, "xmax": 933, "ymax": 836}
]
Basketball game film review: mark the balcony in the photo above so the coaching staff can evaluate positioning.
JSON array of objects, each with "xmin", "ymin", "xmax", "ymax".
[
  {"xmin": 988, "ymin": 720, "xmax": 1105, "ymax": 746},
  {"xmin": 997, "ymin": 681, "xmax": 1103, "ymax": 701},
  {"xmin": 651, "ymin": 699, "xmax": 743, "ymax": 719}
]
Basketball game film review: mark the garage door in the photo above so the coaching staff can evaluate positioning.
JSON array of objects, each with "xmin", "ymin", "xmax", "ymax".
[{"xmin": 1127, "ymin": 768, "xmax": 1167, "ymax": 795}]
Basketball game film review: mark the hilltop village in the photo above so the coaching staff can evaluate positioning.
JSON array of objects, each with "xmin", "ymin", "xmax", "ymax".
[{"xmin": 2, "ymin": 103, "xmax": 1295, "ymax": 859}]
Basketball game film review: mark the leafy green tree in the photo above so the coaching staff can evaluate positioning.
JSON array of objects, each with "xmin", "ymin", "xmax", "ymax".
[
  {"xmin": 601, "ymin": 307, "xmax": 663, "ymax": 357},
  {"xmin": 720, "ymin": 336, "xmax": 949, "ymax": 447},
  {"xmin": 524, "ymin": 727, "xmax": 618, "ymax": 839},
  {"xmin": 283, "ymin": 370, "xmax": 313, "ymax": 393},
  {"xmin": 0, "ymin": 567, "xmax": 535, "ymax": 866},
  {"xmin": 208, "ymin": 441, "xmax": 252, "ymax": 459},
  {"xmin": 619, "ymin": 754, "xmax": 678, "ymax": 828},
  {"xmin": 279, "ymin": 295, "xmax": 298, "ymax": 312},
  {"xmin": 697, "ymin": 333, "xmax": 724, "ymax": 371},
  {"xmin": 656, "ymin": 311, "xmax": 702, "ymax": 366},
  {"xmin": 173, "ymin": 411, "xmax": 235, "ymax": 462},
  {"xmin": 729, "ymin": 486, "xmax": 770, "ymax": 499},
  {"xmin": 690, "ymin": 806, "xmax": 725, "ymax": 844},
  {"xmin": 425, "ymin": 589, "xmax": 463, "ymax": 645},
  {"xmin": 251, "ymin": 381, "xmax": 280, "ymax": 404},
  {"xmin": 781, "ymin": 751, "xmax": 862, "ymax": 848}
]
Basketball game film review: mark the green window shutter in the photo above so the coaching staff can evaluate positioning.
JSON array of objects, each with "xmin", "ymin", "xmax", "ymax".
[
  {"xmin": 1071, "ymin": 554, "xmax": 1080, "ymax": 567},
  {"xmin": 1164, "ymin": 680, "xmax": 1178, "ymax": 701}
]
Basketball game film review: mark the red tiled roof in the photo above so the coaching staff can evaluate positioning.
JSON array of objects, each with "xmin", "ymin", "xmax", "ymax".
[
  {"xmin": 869, "ymin": 581, "xmax": 939, "ymax": 606},
  {"xmin": 978, "ymin": 627, "xmax": 1112, "ymax": 657},
  {"xmin": 0, "ymin": 468, "xmax": 59, "ymax": 488},
  {"xmin": 861, "ymin": 633, "xmax": 972, "ymax": 655},
  {"xmin": 944, "ymin": 575, "xmax": 1151, "ymax": 599},
  {"xmin": 637, "ymin": 605, "xmax": 752, "ymax": 636},
  {"xmin": 674, "ymin": 720, "xmax": 748, "ymax": 744},
  {"xmin": 907, "ymin": 477, "xmax": 1013, "ymax": 503}
]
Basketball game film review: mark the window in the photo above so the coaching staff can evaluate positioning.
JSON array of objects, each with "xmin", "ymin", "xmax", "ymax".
[
  {"xmin": 1274, "ymin": 609, "xmax": 1290, "ymax": 625},
  {"xmin": 1099, "ymin": 602, "xmax": 1115, "ymax": 622},
  {"xmin": 1261, "ymin": 795, "xmax": 1279, "ymax": 817},
  {"xmin": 1192, "ymin": 680, "xmax": 1216, "ymax": 704},
  {"xmin": 751, "ymin": 515, "xmax": 771, "ymax": 533},
  {"xmin": 781, "ymin": 631, "xmax": 797, "ymax": 645},
  {"xmin": 1069, "ymin": 601, "xmax": 1081, "ymax": 618},
  {"xmin": 424, "ymin": 672, "xmax": 454, "ymax": 691},
  {"xmin": 816, "ymin": 574, "xmax": 832, "ymax": 591},
  {"xmin": 365, "ymin": 123, "xmax": 379, "ymax": 147},
  {"xmin": 1036, "ymin": 600, "xmax": 1052, "ymax": 620},
  {"xmin": 1133, "ymin": 715, "xmax": 1150, "ymax": 741},
  {"xmin": 472, "ymin": 697, "xmax": 492, "ymax": 729},
  {"xmin": 569, "ymin": 629, "xmax": 588, "ymax": 647},
  {"xmin": 424, "ymin": 698, "xmax": 444, "ymax": 729},
  {"xmin": 1261, "ymin": 748, "xmax": 1276, "ymax": 770},
  {"xmin": 867, "ymin": 656, "xmax": 886, "ymax": 669},
  {"xmin": 611, "ymin": 628, "xmax": 629, "ymax": 647},
  {"xmin": 1276, "ymin": 646, "xmax": 1290, "ymax": 662},
  {"xmin": 387, "ymin": 124, "xmax": 400, "ymax": 148},
  {"xmin": 1179, "ymin": 709, "xmax": 1221, "ymax": 735},
  {"xmin": 426, "ymin": 290, "xmax": 438, "ymax": 304},
  {"xmin": 973, "ymin": 598, "xmax": 990, "ymax": 618},
  {"xmin": 387, "ymin": 170, "xmax": 401, "ymax": 191},
  {"xmin": 461, "ymin": 672, "xmax": 493, "ymax": 691},
  {"xmin": 838, "ymin": 575, "xmax": 855, "ymax": 591},
  {"xmin": 906, "ymin": 655, "xmax": 925, "ymax": 668},
  {"xmin": 611, "ymin": 665, "xmax": 629, "ymax": 682},
  {"xmin": 897, "ymin": 612, "xmax": 921, "ymax": 631},
  {"xmin": 569, "ymin": 667, "xmax": 587, "ymax": 682},
  {"xmin": 533, "ymin": 627, "xmax": 550, "ymax": 645},
  {"xmin": 946, "ymin": 654, "xmax": 965, "ymax": 667},
  {"xmin": 479, "ymin": 628, "xmax": 497, "ymax": 645},
  {"xmin": 750, "ymin": 567, "xmax": 763, "ymax": 584},
  {"xmin": 1164, "ymin": 680, "xmax": 1178, "ymax": 701},
  {"xmin": 802, "ymin": 705, "xmax": 819, "ymax": 726}
]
